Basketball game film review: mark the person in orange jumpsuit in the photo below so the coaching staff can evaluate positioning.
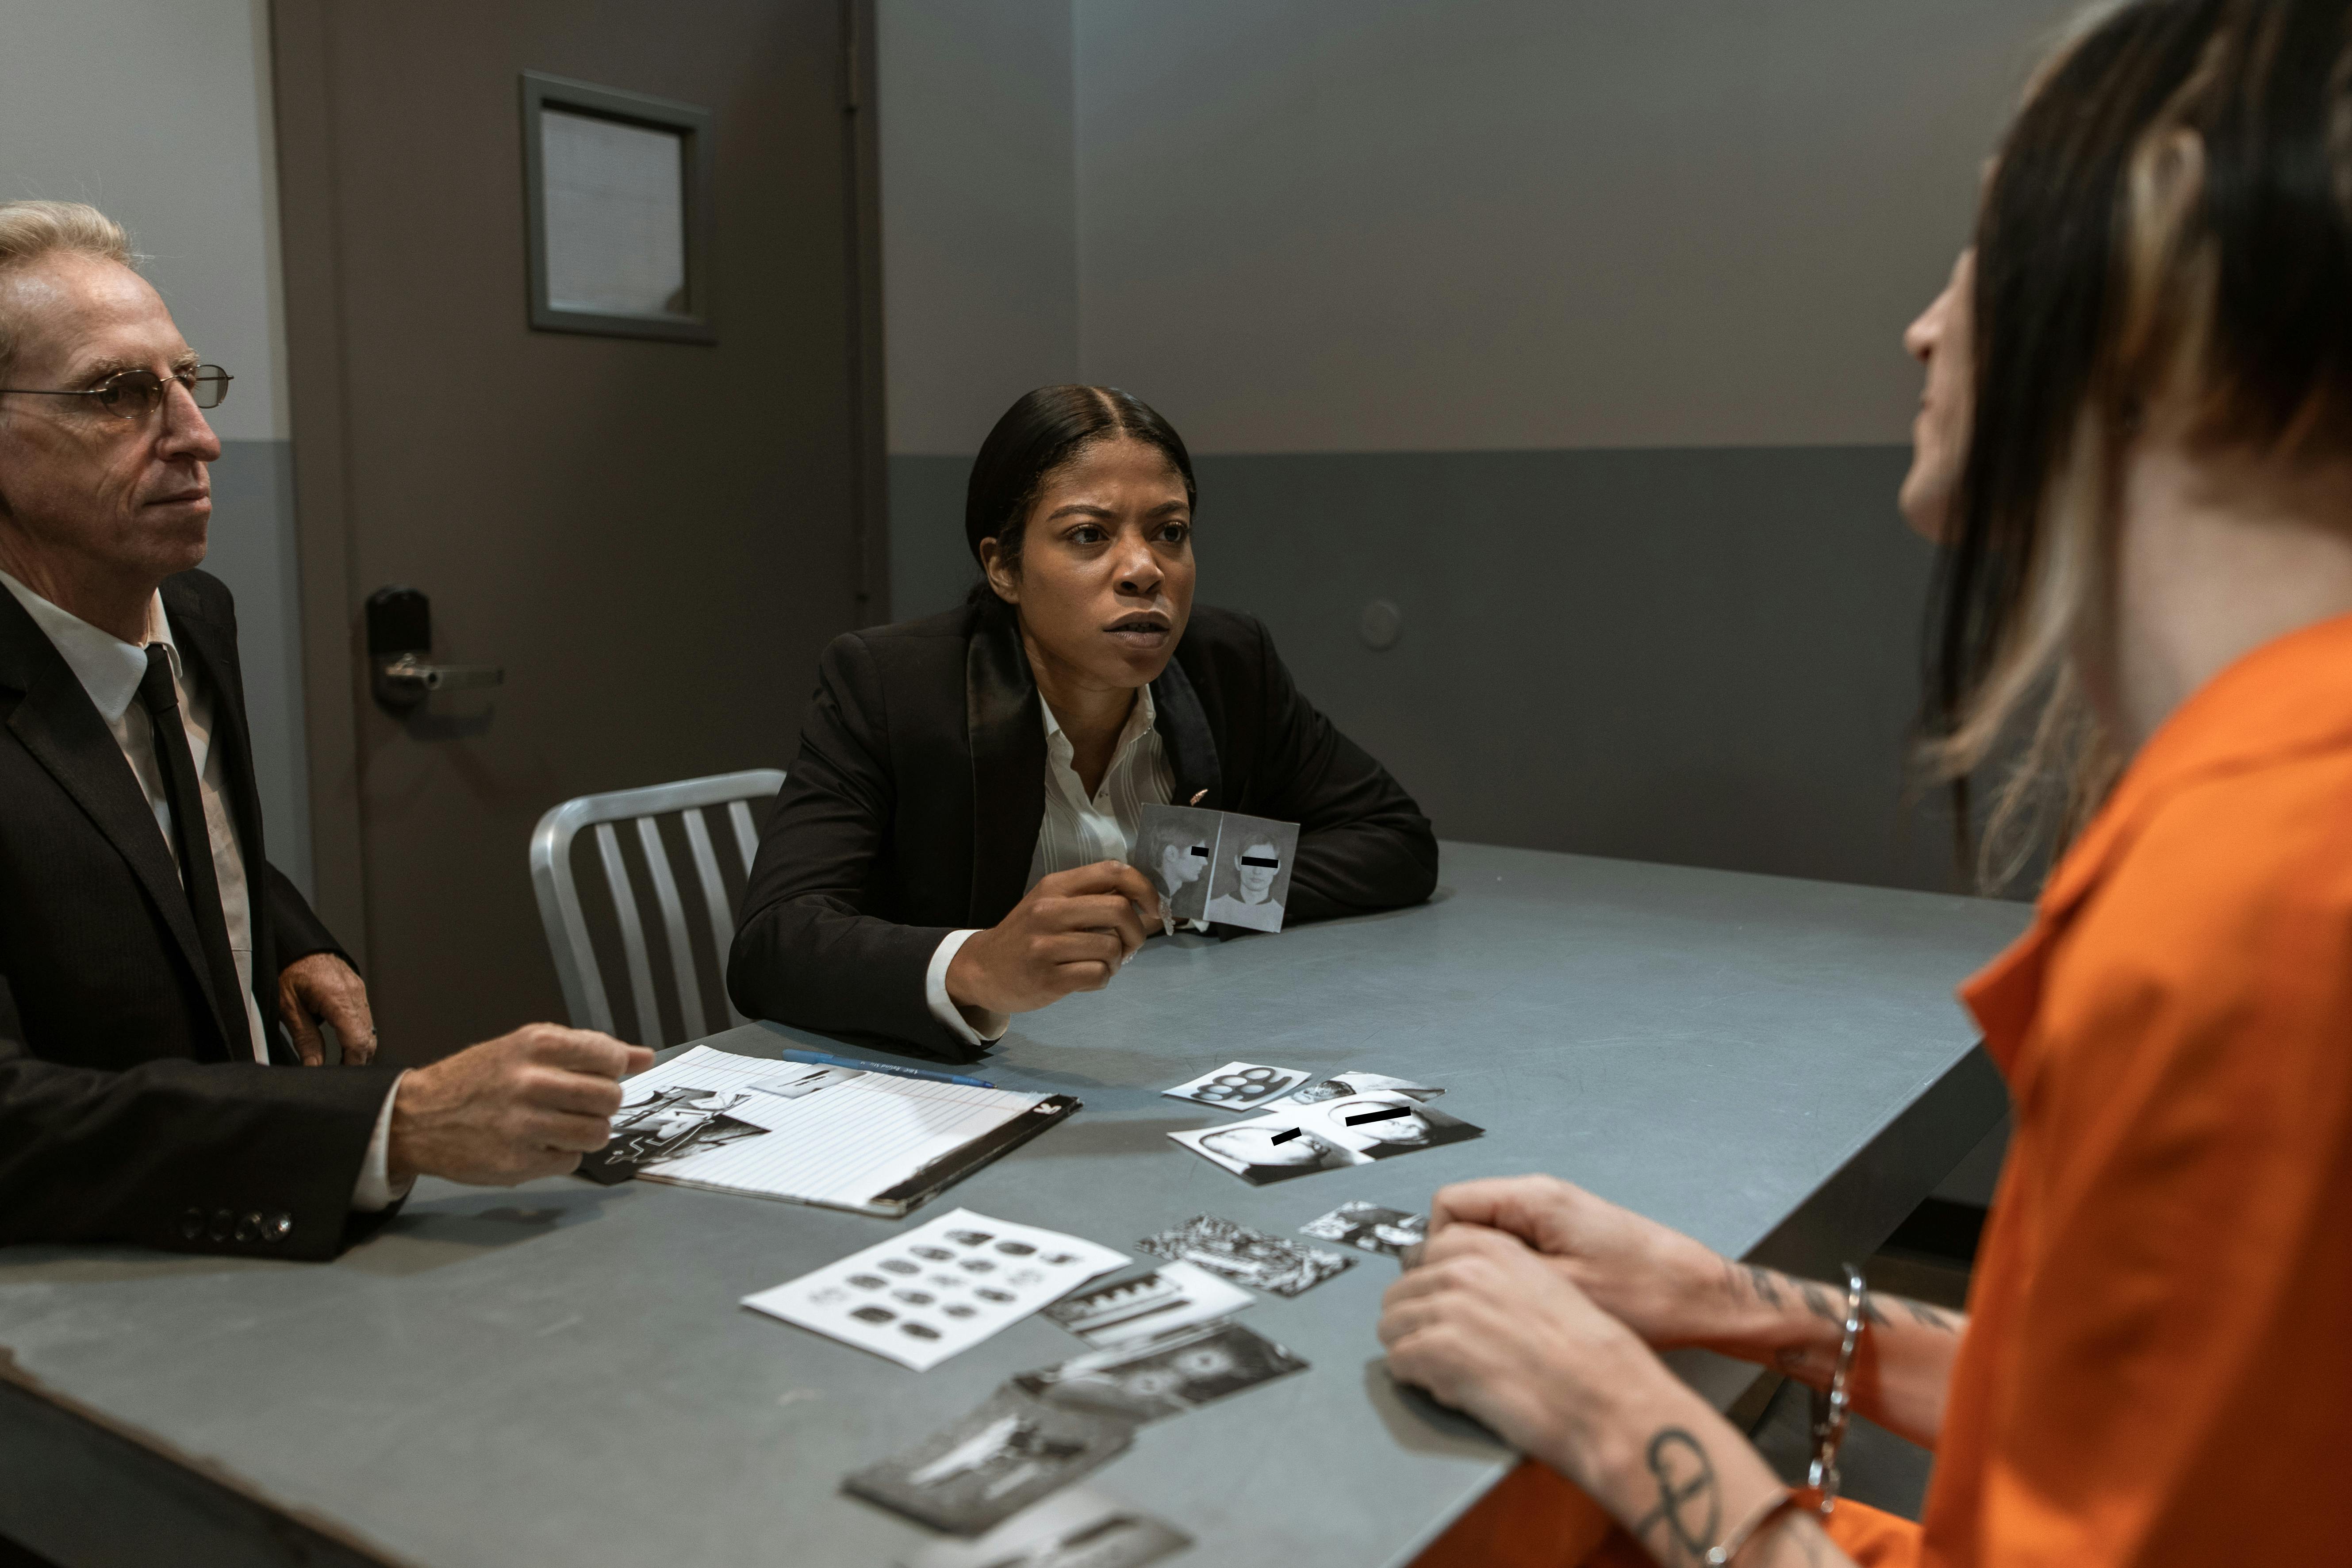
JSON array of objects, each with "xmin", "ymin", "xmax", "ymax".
[{"xmin": 1377, "ymin": 2, "xmax": 2352, "ymax": 1563}]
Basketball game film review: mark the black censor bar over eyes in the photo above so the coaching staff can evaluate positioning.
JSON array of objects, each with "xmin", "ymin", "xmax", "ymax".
[
  {"xmin": 1270, "ymin": 1128, "xmax": 1303, "ymax": 1144},
  {"xmin": 1240, "ymin": 855, "xmax": 1282, "ymax": 868},
  {"xmin": 1343, "ymin": 1105, "xmax": 1413, "ymax": 1126}
]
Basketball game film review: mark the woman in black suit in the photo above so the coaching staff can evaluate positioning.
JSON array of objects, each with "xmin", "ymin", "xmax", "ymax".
[{"xmin": 726, "ymin": 385, "xmax": 1437, "ymax": 1054}]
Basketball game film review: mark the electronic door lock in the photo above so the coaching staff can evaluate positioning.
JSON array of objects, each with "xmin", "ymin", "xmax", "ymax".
[{"xmin": 367, "ymin": 585, "xmax": 504, "ymax": 712}]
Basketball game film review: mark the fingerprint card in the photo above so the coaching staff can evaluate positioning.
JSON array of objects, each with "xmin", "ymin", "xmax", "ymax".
[
  {"xmin": 1161, "ymin": 1061, "xmax": 1311, "ymax": 1111},
  {"xmin": 742, "ymin": 1208, "xmax": 1128, "ymax": 1371}
]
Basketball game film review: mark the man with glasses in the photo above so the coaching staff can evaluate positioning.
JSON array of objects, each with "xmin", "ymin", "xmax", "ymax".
[{"xmin": 0, "ymin": 200, "xmax": 650, "ymax": 1258}]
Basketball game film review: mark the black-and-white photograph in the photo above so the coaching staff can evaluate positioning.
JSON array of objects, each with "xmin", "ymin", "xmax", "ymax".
[
  {"xmin": 1292, "ymin": 1092, "xmax": 1485, "ymax": 1162},
  {"xmin": 903, "ymin": 1488, "xmax": 1193, "ymax": 1568},
  {"xmin": 844, "ymin": 1388, "xmax": 1134, "ymax": 1536},
  {"xmin": 1160, "ymin": 1060, "xmax": 1310, "ymax": 1111},
  {"xmin": 1131, "ymin": 803, "xmax": 1221, "ymax": 928},
  {"xmin": 1016, "ymin": 1322, "xmax": 1309, "ymax": 1424},
  {"xmin": 1167, "ymin": 1092, "xmax": 1485, "ymax": 1186},
  {"xmin": 1200, "ymin": 811, "xmax": 1299, "ymax": 933},
  {"xmin": 1135, "ymin": 1215, "xmax": 1354, "ymax": 1297},
  {"xmin": 1043, "ymin": 1261, "xmax": 1255, "ymax": 1349},
  {"xmin": 1169, "ymin": 1120, "xmax": 1358, "ymax": 1184},
  {"xmin": 1286, "ymin": 1071, "xmax": 1444, "ymax": 1105},
  {"xmin": 1300, "ymin": 1201, "xmax": 1428, "ymax": 1258},
  {"xmin": 576, "ymin": 1084, "xmax": 766, "ymax": 1183}
]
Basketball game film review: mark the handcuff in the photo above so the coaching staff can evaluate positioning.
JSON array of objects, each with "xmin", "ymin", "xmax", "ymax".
[{"xmin": 1703, "ymin": 1262, "xmax": 1867, "ymax": 1566}]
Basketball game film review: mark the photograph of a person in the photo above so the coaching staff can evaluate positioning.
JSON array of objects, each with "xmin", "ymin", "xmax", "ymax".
[
  {"xmin": 1016, "ymin": 1323, "xmax": 1308, "ymax": 1423},
  {"xmin": 1201, "ymin": 813, "xmax": 1299, "ymax": 932},
  {"xmin": 844, "ymin": 1388, "xmax": 1133, "ymax": 1535},
  {"xmin": 579, "ymin": 1084, "xmax": 767, "ymax": 1181},
  {"xmin": 1131, "ymin": 803, "xmax": 1220, "ymax": 928},
  {"xmin": 1296, "ymin": 1091, "xmax": 1485, "ymax": 1162},
  {"xmin": 1135, "ymin": 1215, "xmax": 1354, "ymax": 1298},
  {"xmin": 1171, "ymin": 1120, "xmax": 1358, "ymax": 1184},
  {"xmin": 1286, "ymin": 1070, "xmax": 1443, "ymax": 1105},
  {"xmin": 1300, "ymin": 1200, "xmax": 1428, "ymax": 1258}
]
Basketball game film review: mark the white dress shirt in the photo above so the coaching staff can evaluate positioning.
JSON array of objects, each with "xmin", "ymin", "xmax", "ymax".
[
  {"xmin": 924, "ymin": 685, "xmax": 1177, "ymax": 1046},
  {"xmin": 0, "ymin": 571, "xmax": 403, "ymax": 1210}
]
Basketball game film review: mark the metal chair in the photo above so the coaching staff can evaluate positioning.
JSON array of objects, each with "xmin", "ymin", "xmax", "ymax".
[{"xmin": 529, "ymin": 769, "xmax": 785, "ymax": 1047}]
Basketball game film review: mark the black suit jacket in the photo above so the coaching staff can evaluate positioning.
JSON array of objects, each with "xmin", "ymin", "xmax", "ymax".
[
  {"xmin": 727, "ymin": 598, "xmax": 1439, "ymax": 1054},
  {"xmin": 0, "ymin": 569, "xmax": 400, "ymax": 1258}
]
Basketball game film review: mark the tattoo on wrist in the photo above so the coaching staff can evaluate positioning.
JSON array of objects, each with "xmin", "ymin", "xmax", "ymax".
[
  {"xmin": 1633, "ymin": 1428, "xmax": 1721, "ymax": 1567},
  {"xmin": 1896, "ymin": 1296, "xmax": 1961, "ymax": 1334}
]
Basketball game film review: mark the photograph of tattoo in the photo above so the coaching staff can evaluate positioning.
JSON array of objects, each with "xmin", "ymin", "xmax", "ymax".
[{"xmin": 1633, "ymin": 1427, "xmax": 1720, "ymax": 1566}]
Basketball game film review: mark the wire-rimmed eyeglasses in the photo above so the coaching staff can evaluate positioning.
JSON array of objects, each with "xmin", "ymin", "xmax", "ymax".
[{"xmin": 0, "ymin": 364, "xmax": 232, "ymax": 418}]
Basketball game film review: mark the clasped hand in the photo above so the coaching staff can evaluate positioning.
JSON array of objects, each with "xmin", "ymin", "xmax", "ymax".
[
  {"xmin": 1377, "ymin": 1177, "xmax": 1723, "ymax": 1464},
  {"xmin": 946, "ymin": 861, "xmax": 1162, "ymax": 1016}
]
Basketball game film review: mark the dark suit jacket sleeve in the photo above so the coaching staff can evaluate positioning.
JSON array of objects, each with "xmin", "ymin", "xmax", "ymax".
[
  {"xmin": 265, "ymin": 861, "xmax": 345, "ymax": 969},
  {"xmin": 1245, "ymin": 618, "xmax": 1439, "ymax": 924},
  {"xmin": 726, "ymin": 633, "xmax": 974, "ymax": 1055},
  {"xmin": 0, "ymin": 986, "xmax": 400, "ymax": 1261}
]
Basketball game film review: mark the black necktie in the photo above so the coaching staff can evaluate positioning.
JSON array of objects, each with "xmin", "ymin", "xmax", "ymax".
[{"xmin": 137, "ymin": 645, "xmax": 253, "ymax": 1062}]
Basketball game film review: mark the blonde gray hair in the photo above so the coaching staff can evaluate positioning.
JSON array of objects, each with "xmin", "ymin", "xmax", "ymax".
[
  {"xmin": 0, "ymin": 200, "xmax": 138, "ymax": 381},
  {"xmin": 1920, "ymin": 0, "xmax": 2352, "ymax": 890}
]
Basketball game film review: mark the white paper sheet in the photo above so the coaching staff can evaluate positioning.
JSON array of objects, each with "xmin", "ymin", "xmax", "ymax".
[
  {"xmin": 742, "ymin": 1208, "xmax": 1128, "ymax": 1371},
  {"xmin": 604, "ymin": 1047, "xmax": 1069, "ymax": 1216}
]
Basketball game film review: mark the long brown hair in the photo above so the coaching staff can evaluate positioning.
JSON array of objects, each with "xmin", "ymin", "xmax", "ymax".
[{"xmin": 1921, "ymin": 0, "xmax": 2352, "ymax": 888}]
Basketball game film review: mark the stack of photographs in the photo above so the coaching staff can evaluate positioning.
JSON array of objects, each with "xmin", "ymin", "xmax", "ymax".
[
  {"xmin": 1300, "ymin": 1200, "xmax": 1427, "ymax": 1259},
  {"xmin": 1168, "ymin": 1090, "xmax": 1483, "ymax": 1186},
  {"xmin": 1135, "ymin": 1214, "xmax": 1354, "ymax": 1297},
  {"xmin": 849, "ymin": 1216, "xmax": 1332, "ymax": 1554}
]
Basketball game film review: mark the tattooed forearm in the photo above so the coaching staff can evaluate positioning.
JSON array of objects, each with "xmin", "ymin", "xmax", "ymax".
[
  {"xmin": 1895, "ymin": 1296, "xmax": 1963, "ymax": 1334},
  {"xmin": 1633, "ymin": 1428, "xmax": 1722, "ymax": 1567}
]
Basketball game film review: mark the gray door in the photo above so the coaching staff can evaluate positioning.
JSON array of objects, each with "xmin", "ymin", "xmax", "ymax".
[{"xmin": 272, "ymin": 0, "xmax": 884, "ymax": 1060}]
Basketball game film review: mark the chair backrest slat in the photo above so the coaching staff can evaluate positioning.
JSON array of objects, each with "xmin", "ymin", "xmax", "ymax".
[
  {"xmin": 593, "ymin": 821, "xmax": 664, "ymax": 1050},
  {"xmin": 636, "ymin": 815, "xmax": 706, "ymax": 1042},
  {"xmin": 530, "ymin": 769, "xmax": 784, "ymax": 1048},
  {"xmin": 680, "ymin": 809, "xmax": 749, "ymax": 1028},
  {"xmin": 726, "ymin": 798, "xmax": 759, "ymax": 876}
]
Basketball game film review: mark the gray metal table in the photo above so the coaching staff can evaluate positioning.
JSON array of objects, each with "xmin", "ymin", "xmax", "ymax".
[{"xmin": 0, "ymin": 843, "xmax": 2026, "ymax": 1568}]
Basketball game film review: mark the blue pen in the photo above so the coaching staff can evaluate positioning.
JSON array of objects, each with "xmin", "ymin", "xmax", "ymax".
[{"xmin": 778, "ymin": 1047, "xmax": 996, "ymax": 1089}]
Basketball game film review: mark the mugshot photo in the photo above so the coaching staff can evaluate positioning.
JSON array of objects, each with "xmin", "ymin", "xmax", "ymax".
[
  {"xmin": 1131, "ymin": 804, "xmax": 1222, "ymax": 927},
  {"xmin": 1201, "ymin": 812, "xmax": 1299, "ymax": 933}
]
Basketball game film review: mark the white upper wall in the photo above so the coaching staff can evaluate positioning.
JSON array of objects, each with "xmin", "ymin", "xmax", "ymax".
[
  {"xmin": 0, "ymin": 0, "xmax": 288, "ymax": 441},
  {"xmin": 880, "ymin": 0, "xmax": 2083, "ymax": 456},
  {"xmin": 878, "ymin": 0, "xmax": 1080, "ymax": 456}
]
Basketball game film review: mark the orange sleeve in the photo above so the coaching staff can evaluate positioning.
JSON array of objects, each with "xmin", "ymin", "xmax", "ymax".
[{"xmin": 1968, "ymin": 765, "xmax": 2352, "ymax": 1566}]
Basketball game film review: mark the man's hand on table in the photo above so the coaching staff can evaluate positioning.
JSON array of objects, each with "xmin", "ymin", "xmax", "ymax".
[
  {"xmin": 278, "ymin": 953, "xmax": 378, "ymax": 1065},
  {"xmin": 387, "ymin": 1024, "xmax": 652, "ymax": 1185},
  {"xmin": 947, "ymin": 861, "xmax": 1161, "ymax": 1016}
]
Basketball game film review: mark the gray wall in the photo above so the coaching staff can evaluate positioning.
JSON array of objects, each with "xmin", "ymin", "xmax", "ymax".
[
  {"xmin": 0, "ymin": 0, "xmax": 311, "ymax": 891},
  {"xmin": 877, "ymin": 0, "xmax": 2080, "ymax": 894}
]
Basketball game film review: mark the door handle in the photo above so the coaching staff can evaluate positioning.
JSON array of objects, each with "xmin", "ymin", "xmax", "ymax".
[
  {"xmin": 376, "ymin": 652, "xmax": 505, "ymax": 697},
  {"xmin": 366, "ymin": 586, "xmax": 504, "ymax": 712}
]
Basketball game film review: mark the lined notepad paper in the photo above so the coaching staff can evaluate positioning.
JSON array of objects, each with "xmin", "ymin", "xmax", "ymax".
[{"xmin": 601, "ymin": 1046, "xmax": 1077, "ymax": 1217}]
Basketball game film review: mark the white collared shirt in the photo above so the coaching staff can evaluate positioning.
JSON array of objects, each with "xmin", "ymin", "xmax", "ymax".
[
  {"xmin": 924, "ymin": 686, "xmax": 1177, "ymax": 1046},
  {"xmin": 0, "ymin": 571, "xmax": 403, "ymax": 1211}
]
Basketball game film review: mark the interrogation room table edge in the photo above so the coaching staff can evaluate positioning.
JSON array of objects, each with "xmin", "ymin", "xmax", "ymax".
[{"xmin": 0, "ymin": 841, "xmax": 2028, "ymax": 1568}]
